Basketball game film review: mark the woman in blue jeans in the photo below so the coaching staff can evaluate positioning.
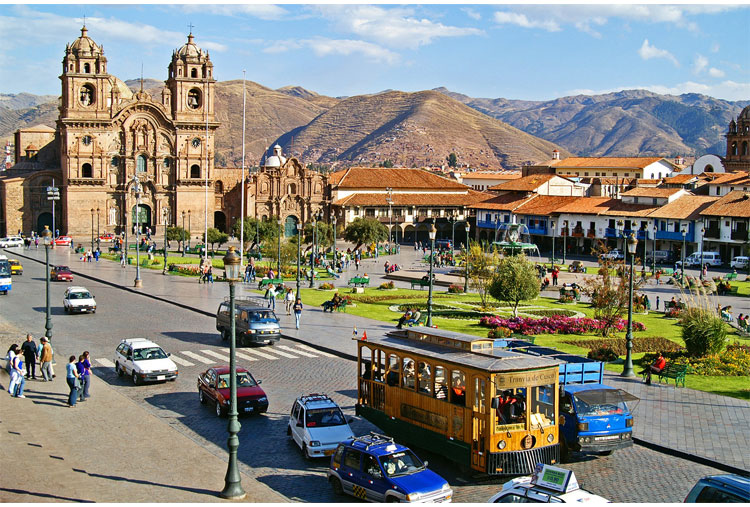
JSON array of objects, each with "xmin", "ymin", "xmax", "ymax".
[{"xmin": 66, "ymin": 355, "xmax": 80, "ymax": 407}]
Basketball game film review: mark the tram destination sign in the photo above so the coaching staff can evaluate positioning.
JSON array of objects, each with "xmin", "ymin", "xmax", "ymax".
[{"xmin": 494, "ymin": 368, "xmax": 557, "ymax": 388}]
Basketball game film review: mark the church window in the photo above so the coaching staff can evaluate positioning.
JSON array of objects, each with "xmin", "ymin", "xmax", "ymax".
[
  {"xmin": 82, "ymin": 163, "xmax": 93, "ymax": 178},
  {"xmin": 137, "ymin": 155, "xmax": 147, "ymax": 173},
  {"xmin": 111, "ymin": 156, "xmax": 119, "ymax": 167},
  {"xmin": 82, "ymin": 135, "xmax": 92, "ymax": 146},
  {"xmin": 191, "ymin": 138, "xmax": 201, "ymax": 148},
  {"xmin": 84, "ymin": 63, "xmax": 90, "ymax": 73},
  {"xmin": 743, "ymin": 141, "xmax": 748, "ymax": 156},
  {"xmin": 163, "ymin": 158, "xmax": 170, "ymax": 169},
  {"xmin": 79, "ymin": 84, "xmax": 95, "ymax": 106},
  {"xmin": 215, "ymin": 180, "xmax": 224, "ymax": 194},
  {"xmin": 732, "ymin": 142, "xmax": 738, "ymax": 156},
  {"xmin": 191, "ymin": 68, "xmax": 198, "ymax": 78},
  {"xmin": 288, "ymin": 183, "xmax": 296, "ymax": 195},
  {"xmin": 187, "ymin": 88, "xmax": 202, "ymax": 109},
  {"xmin": 705, "ymin": 165, "xmax": 714, "ymax": 172},
  {"xmin": 191, "ymin": 164, "xmax": 201, "ymax": 178}
]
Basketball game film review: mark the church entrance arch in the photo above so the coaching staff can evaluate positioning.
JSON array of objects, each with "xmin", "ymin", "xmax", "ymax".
[
  {"xmin": 132, "ymin": 204, "xmax": 152, "ymax": 235},
  {"xmin": 37, "ymin": 213, "xmax": 53, "ymax": 234},
  {"xmin": 214, "ymin": 211, "xmax": 227, "ymax": 233},
  {"xmin": 284, "ymin": 215, "xmax": 299, "ymax": 237}
]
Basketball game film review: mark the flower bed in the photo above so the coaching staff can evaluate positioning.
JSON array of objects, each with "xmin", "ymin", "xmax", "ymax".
[
  {"xmin": 319, "ymin": 282, "xmax": 335, "ymax": 290},
  {"xmin": 379, "ymin": 281, "xmax": 396, "ymax": 290},
  {"xmin": 641, "ymin": 344, "xmax": 750, "ymax": 376},
  {"xmin": 479, "ymin": 316, "xmax": 646, "ymax": 336},
  {"xmin": 523, "ymin": 309, "xmax": 579, "ymax": 318},
  {"xmin": 448, "ymin": 284, "xmax": 464, "ymax": 293},
  {"xmin": 563, "ymin": 336, "xmax": 682, "ymax": 356}
]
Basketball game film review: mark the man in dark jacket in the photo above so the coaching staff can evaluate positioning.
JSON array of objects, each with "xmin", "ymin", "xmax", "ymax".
[{"xmin": 21, "ymin": 334, "xmax": 38, "ymax": 379}]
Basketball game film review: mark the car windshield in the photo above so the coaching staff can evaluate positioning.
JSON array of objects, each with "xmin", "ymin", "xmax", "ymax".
[
  {"xmin": 69, "ymin": 291, "xmax": 92, "ymax": 300},
  {"xmin": 379, "ymin": 450, "xmax": 425, "ymax": 477},
  {"xmin": 573, "ymin": 395, "xmax": 627, "ymax": 417},
  {"xmin": 132, "ymin": 347, "xmax": 168, "ymax": 361},
  {"xmin": 56, "ymin": 266, "xmax": 70, "ymax": 272},
  {"xmin": 217, "ymin": 371, "xmax": 256, "ymax": 388},
  {"xmin": 305, "ymin": 407, "xmax": 346, "ymax": 427},
  {"xmin": 249, "ymin": 310, "xmax": 277, "ymax": 322}
]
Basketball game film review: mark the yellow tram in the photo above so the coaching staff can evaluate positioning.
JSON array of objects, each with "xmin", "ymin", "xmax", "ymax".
[{"xmin": 355, "ymin": 327, "xmax": 561, "ymax": 475}]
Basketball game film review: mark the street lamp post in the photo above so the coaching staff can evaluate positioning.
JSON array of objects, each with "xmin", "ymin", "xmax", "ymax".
[
  {"xmin": 277, "ymin": 218, "xmax": 282, "ymax": 276},
  {"xmin": 464, "ymin": 222, "xmax": 470, "ymax": 293},
  {"xmin": 41, "ymin": 226, "xmax": 53, "ymax": 340},
  {"xmin": 132, "ymin": 176, "xmax": 143, "ymax": 288},
  {"xmin": 653, "ymin": 222, "xmax": 658, "ymax": 276},
  {"xmin": 296, "ymin": 223, "xmax": 302, "ymax": 300},
  {"xmin": 617, "ymin": 219, "xmax": 625, "ymax": 253},
  {"xmin": 562, "ymin": 220, "xmax": 567, "ymax": 265},
  {"xmin": 96, "ymin": 207, "xmax": 100, "ymax": 252},
  {"xmin": 219, "ymin": 247, "xmax": 246, "ymax": 500},
  {"xmin": 331, "ymin": 215, "xmax": 337, "ymax": 263},
  {"xmin": 162, "ymin": 208, "xmax": 169, "ymax": 275},
  {"xmin": 550, "ymin": 220, "xmax": 556, "ymax": 268},
  {"xmin": 188, "ymin": 210, "xmax": 191, "ymax": 250},
  {"xmin": 681, "ymin": 227, "xmax": 687, "ymax": 282},
  {"xmin": 700, "ymin": 222, "xmax": 705, "ymax": 280},
  {"xmin": 386, "ymin": 187, "xmax": 393, "ymax": 248},
  {"xmin": 181, "ymin": 211, "xmax": 186, "ymax": 257},
  {"xmin": 310, "ymin": 212, "xmax": 319, "ymax": 288},
  {"xmin": 426, "ymin": 223, "xmax": 437, "ymax": 327},
  {"xmin": 621, "ymin": 233, "xmax": 638, "ymax": 378},
  {"xmin": 90, "ymin": 208, "xmax": 95, "ymax": 251}
]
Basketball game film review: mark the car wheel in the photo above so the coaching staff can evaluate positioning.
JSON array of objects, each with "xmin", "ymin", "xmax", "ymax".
[
  {"xmin": 303, "ymin": 444, "xmax": 313, "ymax": 460},
  {"xmin": 199, "ymin": 389, "xmax": 206, "ymax": 405},
  {"xmin": 599, "ymin": 450, "xmax": 615, "ymax": 456},
  {"xmin": 386, "ymin": 495, "xmax": 401, "ymax": 502},
  {"xmin": 286, "ymin": 425, "xmax": 292, "ymax": 436},
  {"xmin": 115, "ymin": 362, "xmax": 123, "ymax": 377},
  {"xmin": 560, "ymin": 437, "xmax": 571, "ymax": 464},
  {"xmin": 330, "ymin": 477, "xmax": 344, "ymax": 496},
  {"xmin": 221, "ymin": 328, "xmax": 228, "ymax": 341},
  {"xmin": 132, "ymin": 371, "xmax": 141, "ymax": 386},
  {"xmin": 215, "ymin": 400, "xmax": 224, "ymax": 417}
]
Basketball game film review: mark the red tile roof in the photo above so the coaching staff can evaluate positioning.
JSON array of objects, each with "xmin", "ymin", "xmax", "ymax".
[
  {"xmin": 700, "ymin": 191, "xmax": 750, "ymax": 218},
  {"xmin": 513, "ymin": 195, "xmax": 582, "ymax": 215},
  {"xmin": 621, "ymin": 187, "xmax": 685, "ymax": 198},
  {"xmin": 663, "ymin": 174, "xmax": 698, "ymax": 184},
  {"xmin": 648, "ymin": 196, "xmax": 719, "ymax": 220},
  {"xmin": 468, "ymin": 193, "xmax": 536, "ymax": 211},
  {"xmin": 329, "ymin": 167, "xmax": 468, "ymax": 190},
  {"xmin": 488, "ymin": 173, "xmax": 559, "ymax": 191},
  {"xmin": 552, "ymin": 197, "xmax": 614, "ymax": 215},
  {"xmin": 599, "ymin": 201, "xmax": 660, "ymax": 217},
  {"xmin": 705, "ymin": 171, "xmax": 749, "ymax": 186},
  {"xmin": 333, "ymin": 189, "xmax": 488, "ymax": 207},
  {"xmin": 551, "ymin": 156, "xmax": 668, "ymax": 169}
]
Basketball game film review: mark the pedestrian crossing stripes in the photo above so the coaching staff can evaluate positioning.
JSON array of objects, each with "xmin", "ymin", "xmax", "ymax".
[{"xmin": 94, "ymin": 343, "xmax": 333, "ymax": 371}]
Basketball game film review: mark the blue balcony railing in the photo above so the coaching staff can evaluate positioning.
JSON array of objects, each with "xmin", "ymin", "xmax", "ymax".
[
  {"xmin": 527, "ymin": 226, "xmax": 548, "ymax": 235},
  {"xmin": 656, "ymin": 230, "xmax": 694, "ymax": 242}
]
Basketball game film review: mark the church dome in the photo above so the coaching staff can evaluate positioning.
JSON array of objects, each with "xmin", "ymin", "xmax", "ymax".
[
  {"xmin": 739, "ymin": 105, "xmax": 750, "ymax": 120},
  {"xmin": 70, "ymin": 26, "xmax": 102, "ymax": 57},
  {"xmin": 176, "ymin": 33, "xmax": 205, "ymax": 60},
  {"xmin": 263, "ymin": 145, "xmax": 287, "ymax": 168}
]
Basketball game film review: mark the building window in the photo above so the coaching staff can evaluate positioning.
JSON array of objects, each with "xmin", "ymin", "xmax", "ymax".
[
  {"xmin": 365, "ymin": 208, "xmax": 375, "ymax": 217},
  {"xmin": 287, "ymin": 183, "xmax": 296, "ymax": 195},
  {"xmin": 215, "ymin": 180, "xmax": 223, "ymax": 194},
  {"xmin": 187, "ymin": 89, "xmax": 202, "ymax": 109},
  {"xmin": 111, "ymin": 156, "xmax": 119, "ymax": 167},
  {"xmin": 584, "ymin": 172, "xmax": 589, "ymax": 176},
  {"xmin": 624, "ymin": 172, "xmax": 629, "ymax": 177},
  {"xmin": 79, "ymin": 84, "xmax": 95, "ymax": 106},
  {"xmin": 732, "ymin": 142, "xmax": 738, "ymax": 156},
  {"xmin": 163, "ymin": 158, "xmax": 170, "ymax": 169},
  {"xmin": 653, "ymin": 198, "xmax": 658, "ymax": 205},
  {"xmin": 595, "ymin": 172, "xmax": 600, "ymax": 177},
  {"xmin": 136, "ymin": 155, "xmax": 147, "ymax": 173},
  {"xmin": 81, "ymin": 163, "xmax": 92, "ymax": 178},
  {"xmin": 82, "ymin": 135, "xmax": 92, "ymax": 146},
  {"xmin": 190, "ymin": 164, "xmax": 201, "ymax": 178},
  {"xmin": 83, "ymin": 62, "xmax": 90, "ymax": 73},
  {"xmin": 191, "ymin": 68, "xmax": 198, "ymax": 78}
]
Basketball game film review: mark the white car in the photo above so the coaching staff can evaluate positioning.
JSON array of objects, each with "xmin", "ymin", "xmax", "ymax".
[
  {"xmin": 730, "ymin": 256, "xmax": 749, "ymax": 270},
  {"xmin": 114, "ymin": 338, "xmax": 178, "ymax": 385},
  {"xmin": 63, "ymin": 286, "xmax": 96, "ymax": 314},
  {"xmin": 489, "ymin": 464, "xmax": 609, "ymax": 503},
  {"xmin": 288, "ymin": 394, "xmax": 354, "ymax": 459},
  {"xmin": 0, "ymin": 236, "xmax": 23, "ymax": 248}
]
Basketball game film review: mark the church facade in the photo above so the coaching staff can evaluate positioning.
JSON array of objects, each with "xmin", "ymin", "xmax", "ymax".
[{"xmin": 0, "ymin": 27, "xmax": 220, "ymax": 238}]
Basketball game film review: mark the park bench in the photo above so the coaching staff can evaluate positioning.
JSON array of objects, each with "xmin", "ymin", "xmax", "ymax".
[
  {"xmin": 336, "ymin": 300, "xmax": 348, "ymax": 312},
  {"xmin": 664, "ymin": 301, "xmax": 686, "ymax": 311},
  {"xmin": 410, "ymin": 279, "xmax": 431, "ymax": 290},
  {"xmin": 726, "ymin": 272, "xmax": 738, "ymax": 281},
  {"xmin": 407, "ymin": 313, "xmax": 428, "ymax": 327},
  {"xmin": 724, "ymin": 286, "xmax": 739, "ymax": 296},
  {"xmin": 657, "ymin": 363, "xmax": 689, "ymax": 388},
  {"xmin": 348, "ymin": 276, "xmax": 370, "ymax": 287},
  {"xmin": 258, "ymin": 278, "xmax": 283, "ymax": 290}
]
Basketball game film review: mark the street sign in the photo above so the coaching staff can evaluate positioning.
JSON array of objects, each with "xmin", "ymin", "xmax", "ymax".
[{"xmin": 47, "ymin": 186, "xmax": 60, "ymax": 200}]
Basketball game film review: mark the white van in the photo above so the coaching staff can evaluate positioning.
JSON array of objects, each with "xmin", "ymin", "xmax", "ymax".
[{"xmin": 683, "ymin": 251, "xmax": 722, "ymax": 267}]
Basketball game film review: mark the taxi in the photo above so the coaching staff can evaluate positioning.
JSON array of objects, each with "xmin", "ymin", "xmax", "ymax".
[
  {"xmin": 287, "ymin": 394, "xmax": 354, "ymax": 459},
  {"xmin": 8, "ymin": 259, "xmax": 23, "ymax": 275},
  {"xmin": 328, "ymin": 433, "xmax": 452, "ymax": 503},
  {"xmin": 488, "ymin": 464, "xmax": 609, "ymax": 503}
]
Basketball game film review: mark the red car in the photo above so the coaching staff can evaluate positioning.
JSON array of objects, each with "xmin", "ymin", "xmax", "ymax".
[
  {"xmin": 197, "ymin": 366, "xmax": 268, "ymax": 417},
  {"xmin": 99, "ymin": 233, "xmax": 115, "ymax": 242},
  {"xmin": 50, "ymin": 265, "xmax": 73, "ymax": 282},
  {"xmin": 53, "ymin": 236, "xmax": 72, "ymax": 246}
]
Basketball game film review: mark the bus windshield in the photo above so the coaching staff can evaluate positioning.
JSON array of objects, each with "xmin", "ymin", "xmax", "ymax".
[{"xmin": 0, "ymin": 260, "xmax": 10, "ymax": 277}]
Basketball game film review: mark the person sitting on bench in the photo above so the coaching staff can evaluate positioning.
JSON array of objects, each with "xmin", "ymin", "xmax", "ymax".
[
  {"xmin": 639, "ymin": 352, "xmax": 666, "ymax": 385},
  {"xmin": 404, "ymin": 309, "xmax": 422, "ymax": 326},
  {"xmin": 322, "ymin": 293, "xmax": 341, "ymax": 312}
]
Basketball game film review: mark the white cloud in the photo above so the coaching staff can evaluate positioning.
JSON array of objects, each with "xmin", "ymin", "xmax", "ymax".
[
  {"xmin": 693, "ymin": 54, "xmax": 708, "ymax": 74},
  {"xmin": 638, "ymin": 39, "xmax": 679, "ymax": 67},
  {"xmin": 182, "ymin": 4, "xmax": 288, "ymax": 21},
  {"xmin": 462, "ymin": 8, "xmax": 481, "ymax": 21},
  {"xmin": 315, "ymin": 5, "xmax": 483, "ymax": 50},
  {"xmin": 710, "ymin": 43, "xmax": 721, "ymax": 53},
  {"xmin": 264, "ymin": 37, "xmax": 399, "ymax": 65},
  {"xmin": 493, "ymin": 11, "xmax": 560, "ymax": 32},
  {"xmin": 709, "ymin": 68, "xmax": 726, "ymax": 78}
]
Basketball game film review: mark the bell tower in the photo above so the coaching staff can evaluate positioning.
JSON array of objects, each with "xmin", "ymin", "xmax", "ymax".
[
  {"xmin": 59, "ymin": 25, "xmax": 112, "ymax": 120},
  {"xmin": 726, "ymin": 106, "xmax": 750, "ymax": 172},
  {"xmin": 165, "ymin": 33, "xmax": 216, "ymax": 122}
]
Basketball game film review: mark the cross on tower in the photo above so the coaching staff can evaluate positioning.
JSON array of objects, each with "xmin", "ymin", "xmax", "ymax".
[{"xmin": 187, "ymin": 22, "xmax": 194, "ymax": 35}]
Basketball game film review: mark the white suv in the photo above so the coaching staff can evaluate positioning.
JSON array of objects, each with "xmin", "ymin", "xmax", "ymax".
[
  {"xmin": 63, "ymin": 286, "xmax": 96, "ymax": 314},
  {"xmin": 114, "ymin": 338, "xmax": 178, "ymax": 385},
  {"xmin": 287, "ymin": 394, "xmax": 354, "ymax": 459},
  {"xmin": 0, "ymin": 236, "xmax": 23, "ymax": 248},
  {"xmin": 730, "ymin": 256, "xmax": 748, "ymax": 270}
]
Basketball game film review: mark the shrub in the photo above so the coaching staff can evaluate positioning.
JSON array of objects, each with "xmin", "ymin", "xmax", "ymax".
[
  {"xmin": 488, "ymin": 326, "xmax": 512, "ymax": 338},
  {"xmin": 319, "ymin": 282, "xmax": 335, "ymax": 290},
  {"xmin": 587, "ymin": 347, "xmax": 618, "ymax": 362},
  {"xmin": 641, "ymin": 344, "xmax": 750, "ymax": 376},
  {"xmin": 379, "ymin": 281, "xmax": 395, "ymax": 290},
  {"xmin": 478, "ymin": 316, "xmax": 645, "ymax": 336},
  {"xmin": 563, "ymin": 337, "xmax": 683, "ymax": 356},
  {"xmin": 680, "ymin": 307, "xmax": 728, "ymax": 357},
  {"xmin": 523, "ymin": 309, "xmax": 578, "ymax": 318},
  {"xmin": 448, "ymin": 284, "xmax": 464, "ymax": 293},
  {"xmin": 665, "ymin": 306, "xmax": 682, "ymax": 318}
]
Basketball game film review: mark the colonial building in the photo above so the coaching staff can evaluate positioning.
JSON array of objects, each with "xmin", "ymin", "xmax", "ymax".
[
  {"xmin": 726, "ymin": 106, "xmax": 750, "ymax": 172},
  {"xmin": 0, "ymin": 27, "xmax": 220, "ymax": 238}
]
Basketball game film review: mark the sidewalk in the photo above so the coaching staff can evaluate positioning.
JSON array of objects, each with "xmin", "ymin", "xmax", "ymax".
[
  {"xmin": 8, "ymin": 245, "xmax": 750, "ymax": 474},
  {"xmin": 0, "ymin": 319, "xmax": 286, "ymax": 502}
]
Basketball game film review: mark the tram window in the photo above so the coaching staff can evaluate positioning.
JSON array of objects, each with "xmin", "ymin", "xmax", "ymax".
[
  {"xmin": 373, "ymin": 350, "xmax": 385, "ymax": 383},
  {"xmin": 450, "ymin": 370, "xmax": 466, "ymax": 406},
  {"xmin": 402, "ymin": 358, "xmax": 416, "ymax": 390},
  {"xmin": 474, "ymin": 378, "xmax": 487, "ymax": 414},
  {"xmin": 529, "ymin": 385, "xmax": 555, "ymax": 429},
  {"xmin": 494, "ymin": 388, "xmax": 527, "ymax": 427},
  {"xmin": 386, "ymin": 354, "xmax": 400, "ymax": 386},
  {"xmin": 417, "ymin": 362, "xmax": 432, "ymax": 395},
  {"xmin": 434, "ymin": 366, "xmax": 448, "ymax": 400}
]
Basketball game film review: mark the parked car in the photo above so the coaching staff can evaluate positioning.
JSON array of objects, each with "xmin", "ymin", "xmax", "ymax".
[
  {"xmin": 113, "ymin": 338, "xmax": 178, "ymax": 385},
  {"xmin": 63, "ymin": 286, "xmax": 96, "ymax": 314},
  {"xmin": 645, "ymin": 249, "xmax": 675, "ymax": 265},
  {"xmin": 0, "ymin": 236, "xmax": 24, "ymax": 248},
  {"xmin": 50, "ymin": 265, "xmax": 73, "ymax": 282},
  {"xmin": 288, "ymin": 394, "xmax": 354, "ymax": 459},
  {"xmin": 488, "ymin": 464, "xmax": 608, "ymax": 503},
  {"xmin": 215, "ymin": 298, "xmax": 281, "ymax": 345},
  {"xmin": 327, "ymin": 433, "xmax": 453, "ymax": 503},
  {"xmin": 601, "ymin": 249, "xmax": 624, "ymax": 260},
  {"xmin": 684, "ymin": 473, "xmax": 749, "ymax": 502},
  {"xmin": 98, "ymin": 233, "xmax": 115, "ymax": 242},
  {"xmin": 730, "ymin": 256, "xmax": 749, "ymax": 270},
  {"xmin": 53, "ymin": 235, "xmax": 73, "ymax": 246},
  {"xmin": 677, "ymin": 251, "xmax": 722, "ymax": 268},
  {"xmin": 197, "ymin": 366, "xmax": 268, "ymax": 417},
  {"xmin": 8, "ymin": 259, "xmax": 23, "ymax": 275}
]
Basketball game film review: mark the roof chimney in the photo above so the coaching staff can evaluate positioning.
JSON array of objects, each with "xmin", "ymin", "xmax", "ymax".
[{"xmin": 552, "ymin": 149, "xmax": 560, "ymax": 160}]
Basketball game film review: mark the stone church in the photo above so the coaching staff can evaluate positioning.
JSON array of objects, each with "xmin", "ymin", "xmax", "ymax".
[{"xmin": 0, "ymin": 27, "xmax": 220, "ymax": 238}]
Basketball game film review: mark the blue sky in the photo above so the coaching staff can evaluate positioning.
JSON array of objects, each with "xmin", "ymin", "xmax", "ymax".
[{"xmin": 1, "ymin": 3, "xmax": 748, "ymax": 101}]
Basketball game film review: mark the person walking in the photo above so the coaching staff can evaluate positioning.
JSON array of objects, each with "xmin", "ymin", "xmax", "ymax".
[
  {"xmin": 39, "ymin": 338, "xmax": 53, "ymax": 381},
  {"xmin": 656, "ymin": 296, "xmax": 660, "ymax": 312},
  {"xmin": 267, "ymin": 284, "xmax": 277, "ymax": 310},
  {"xmin": 66, "ymin": 355, "xmax": 80, "ymax": 407},
  {"xmin": 285, "ymin": 288, "xmax": 294, "ymax": 315},
  {"xmin": 76, "ymin": 354, "xmax": 92, "ymax": 401},
  {"xmin": 120, "ymin": 251, "xmax": 127, "ymax": 268},
  {"xmin": 21, "ymin": 334, "xmax": 38, "ymax": 380},
  {"xmin": 7, "ymin": 344, "xmax": 25, "ymax": 397},
  {"xmin": 293, "ymin": 298, "xmax": 303, "ymax": 329}
]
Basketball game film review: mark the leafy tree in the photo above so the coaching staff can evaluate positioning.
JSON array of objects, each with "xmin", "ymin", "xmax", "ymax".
[
  {"xmin": 380, "ymin": 159, "xmax": 394, "ymax": 168},
  {"xmin": 262, "ymin": 238, "xmax": 297, "ymax": 272},
  {"xmin": 203, "ymin": 227, "xmax": 229, "ymax": 251},
  {"xmin": 343, "ymin": 218, "xmax": 387, "ymax": 250},
  {"xmin": 489, "ymin": 254, "xmax": 540, "ymax": 317},
  {"xmin": 302, "ymin": 221, "xmax": 333, "ymax": 252},
  {"xmin": 467, "ymin": 243, "xmax": 500, "ymax": 308},
  {"xmin": 166, "ymin": 226, "xmax": 187, "ymax": 250},
  {"xmin": 232, "ymin": 216, "xmax": 281, "ymax": 252},
  {"xmin": 446, "ymin": 152, "xmax": 458, "ymax": 168}
]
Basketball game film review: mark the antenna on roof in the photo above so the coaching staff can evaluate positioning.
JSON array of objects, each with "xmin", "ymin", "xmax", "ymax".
[{"xmin": 82, "ymin": 15, "xmax": 86, "ymax": 28}]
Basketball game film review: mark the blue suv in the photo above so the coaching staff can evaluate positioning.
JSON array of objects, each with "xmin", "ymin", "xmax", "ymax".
[
  {"xmin": 327, "ymin": 433, "xmax": 453, "ymax": 503},
  {"xmin": 684, "ymin": 474, "xmax": 749, "ymax": 503}
]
